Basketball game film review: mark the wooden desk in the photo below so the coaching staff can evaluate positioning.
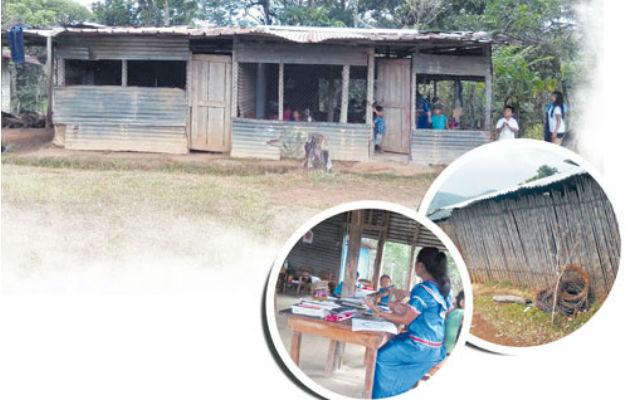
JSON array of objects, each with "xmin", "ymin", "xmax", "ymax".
[{"xmin": 285, "ymin": 313, "xmax": 392, "ymax": 398}]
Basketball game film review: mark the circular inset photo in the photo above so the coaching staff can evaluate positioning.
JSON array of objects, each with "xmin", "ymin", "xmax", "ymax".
[
  {"xmin": 265, "ymin": 202, "xmax": 471, "ymax": 399},
  {"xmin": 419, "ymin": 139, "xmax": 621, "ymax": 352}
]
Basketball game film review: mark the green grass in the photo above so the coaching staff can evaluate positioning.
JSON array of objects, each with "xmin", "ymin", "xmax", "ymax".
[
  {"xmin": 474, "ymin": 294, "xmax": 600, "ymax": 346},
  {"xmin": 1, "ymin": 153, "xmax": 436, "ymax": 185}
]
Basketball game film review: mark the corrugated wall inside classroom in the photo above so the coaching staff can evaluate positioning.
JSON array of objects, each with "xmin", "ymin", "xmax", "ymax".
[
  {"xmin": 286, "ymin": 214, "xmax": 346, "ymax": 281},
  {"xmin": 438, "ymin": 174, "xmax": 621, "ymax": 300},
  {"xmin": 54, "ymin": 86, "xmax": 188, "ymax": 153},
  {"xmin": 231, "ymin": 118, "xmax": 371, "ymax": 161},
  {"xmin": 411, "ymin": 129, "xmax": 490, "ymax": 165}
]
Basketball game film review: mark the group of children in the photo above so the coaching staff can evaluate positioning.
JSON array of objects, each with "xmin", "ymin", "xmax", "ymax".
[{"xmin": 495, "ymin": 91, "xmax": 568, "ymax": 142}]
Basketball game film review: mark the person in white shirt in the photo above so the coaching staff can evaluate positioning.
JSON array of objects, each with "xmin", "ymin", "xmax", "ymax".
[
  {"xmin": 495, "ymin": 105, "xmax": 519, "ymax": 140},
  {"xmin": 548, "ymin": 91, "xmax": 566, "ymax": 144}
]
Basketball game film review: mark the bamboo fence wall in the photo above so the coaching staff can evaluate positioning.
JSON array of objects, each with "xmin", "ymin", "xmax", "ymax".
[{"xmin": 437, "ymin": 174, "xmax": 620, "ymax": 300}]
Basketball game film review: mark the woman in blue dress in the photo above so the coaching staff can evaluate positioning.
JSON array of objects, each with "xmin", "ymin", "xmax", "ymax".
[{"xmin": 365, "ymin": 247, "xmax": 452, "ymax": 399}]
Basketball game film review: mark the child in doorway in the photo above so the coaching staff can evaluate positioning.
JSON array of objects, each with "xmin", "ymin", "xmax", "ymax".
[
  {"xmin": 430, "ymin": 105, "xmax": 448, "ymax": 130},
  {"xmin": 495, "ymin": 105, "xmax": 519, "ymax": 140},
  {"xmin": 373, "ymin": 105, "xmax": 386, "ymax": 153}
]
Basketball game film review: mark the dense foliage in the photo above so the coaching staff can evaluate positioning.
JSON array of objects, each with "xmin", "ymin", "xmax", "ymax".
[{"xmin": 3, "ymin": 0, "xmax": 583, "ymax": 138}]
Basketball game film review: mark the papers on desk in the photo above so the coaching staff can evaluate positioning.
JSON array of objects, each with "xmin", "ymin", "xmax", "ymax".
[
  {"xmin": 292, "ymin": 299, "xmax": 339, "ymax": 318},
  {"xmin": 338, "ymin": 297, "xmax": 369, "ymax": 310},
  {"xmin": 352, "ymin": 317, "xmax": 398, "ymax": 335}
]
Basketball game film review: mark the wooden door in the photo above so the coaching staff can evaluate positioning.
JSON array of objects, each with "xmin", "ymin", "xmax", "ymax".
[
  {"xmin": 189, "ymin": 54, "xmax": 232, "ymax": 152},
  {"xmin": 376, "ymin": 58, "xmax": 411, "ymax": 153}
]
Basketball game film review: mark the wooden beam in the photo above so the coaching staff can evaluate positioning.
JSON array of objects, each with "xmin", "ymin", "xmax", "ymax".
[
  {"xmin": 121, "ymin": 59, "xmax": 128, "ymax": 87},
  {"xmin": 342, "ymin": 209, "xmax": 363, "ymax": 298},
  {"xmin": 483, "ymin": 45, "xmax": 493, "ymax": 131},
  {"xmin": 231, "ymin": 39, "xmax": 238, "ymax": 118},
  {"xmin": 410, "ymin": 68, "xmax": 416, "ymax": 142},
  {"xmin": 366, "ymin": 48, "xmax": 375, "ymax": 127},
  {"xmin": 46, "ymin": 35, "xmax": 53, "ymax": 128},
  {"xmin": 255, "ymin": 63, "xmax": 266, "ymax": 119},
  {"xmin": 343, "ymin": 223, "xmax": 386, "ymax": 232},
  {"xmin": 340, "ymin": 64, "xmax": 350, "ymax": 123},
  {"xmin": 278, "ymin": 63, "xmax": 284, "ymax": 120},
  {"xmin": 371, "ymin": 211, "xmax": 390, "ymax": 288},
  {"xmin": 406, "ymin": 223, "xmax": 420, "ymax": 292}
]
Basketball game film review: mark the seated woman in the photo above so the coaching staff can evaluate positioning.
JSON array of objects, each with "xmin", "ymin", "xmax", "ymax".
[{"xmin": 365, "ymin": 247, "xmax": 452, "ymax": 399}]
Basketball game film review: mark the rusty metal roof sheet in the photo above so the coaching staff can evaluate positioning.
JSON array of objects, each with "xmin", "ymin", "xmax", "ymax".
[{"xmin": 19, "ymin": 25, "xmax": 517, "ymax": 45}]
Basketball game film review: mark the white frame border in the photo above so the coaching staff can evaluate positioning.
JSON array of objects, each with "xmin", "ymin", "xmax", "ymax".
[
  {"xmin": 417, "ymin": 138, "xmax": 624, "ymax": 356},
  {"xmin": 264, "ymin": 201, "xmax": 474, "ymax": 400}
]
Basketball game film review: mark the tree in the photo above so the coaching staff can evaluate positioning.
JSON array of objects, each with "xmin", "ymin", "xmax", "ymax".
[
  {"xmin": 2, "ymin": 0, "xmax": 92, "ymax": 29},
  {"xmin": 2, "ymin": 0, "xmax": 93, "ymax": 113},
  {"xmin": 91, "ymin": 0, "xmax": 197, "ymax": 26},
  {"xmin": 92, "ymin": 0, "xmax": 139, "ymax": 26},
  {"xmin": 525, "ymin": 164, "xmax": 559, "ymax": 183}
]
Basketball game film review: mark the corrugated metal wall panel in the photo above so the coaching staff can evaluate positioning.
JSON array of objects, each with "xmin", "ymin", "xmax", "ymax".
[
  {"xmin": 54, "ymin": 86, "xmax": 187, "ymax": 125},
  {"xmin": 231, "ymin": 118, "xmax": 370, "ymax": 161},
  {"xmin": 1, "ymin": 67, "xmax": 10, "ymax": 113},
  {"xmin": 56, "ymin": 35, "xmax": 189, "ymax": 60},
  {"xmin": 65, "ymin": 124, "xmax": 188, "ymax": 154},
  {"xmin": 54, "ymin": 86, "xmax": 188, "ymax": 153},
  {"xmin": 411, "ymin": 129, "xmax": 490, "ymax": 165},
  {"xmin": 286, "ymin": 214, "xmax": 345, "ymax": 281},
  {"xmin": 237, "ymin": 63, "xmax": 256, "ymax": 118}
]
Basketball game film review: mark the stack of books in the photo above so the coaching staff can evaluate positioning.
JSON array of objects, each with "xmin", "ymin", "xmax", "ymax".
[{"xmin": 291, "ymin": 299, "xmax": 339, "ymax": 318}]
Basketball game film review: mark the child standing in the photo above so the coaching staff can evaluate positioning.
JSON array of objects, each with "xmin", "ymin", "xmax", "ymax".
[
  {"xmin": 373, "ymin": 105, "xmax": 386, "ymax": 153},
  {"xmin": 430, "ymin": 105, "xmax": 448, "ymax": 130},
  {"xmin": 495, "ymin": 105, "xmax": 519, "ymax": 140}
]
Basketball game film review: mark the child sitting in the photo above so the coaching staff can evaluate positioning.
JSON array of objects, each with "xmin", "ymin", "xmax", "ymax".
[{"xmin": 370, "ymin": 274, "xmax": 394, "ymax": 306}]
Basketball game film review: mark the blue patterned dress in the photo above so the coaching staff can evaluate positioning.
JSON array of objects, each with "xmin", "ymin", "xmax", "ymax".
[{"xmin": 372, "ymin": 280, "xmax": 451, "ymax": 398}]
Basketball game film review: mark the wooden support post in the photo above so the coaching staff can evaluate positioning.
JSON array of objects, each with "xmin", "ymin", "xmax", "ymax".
[
  {"xmin": 121, "ymin": 60, "xmax": 128, "ymax": 87},
  {"xmin": 278, "ymin": 63, "xmax": 284, "ymax": 120},
  {"xmin": 371, "ymin": 211, "xmax": 390, "ymax": 288},
  {"xmin": 366, "ymin": 48, "xmax": 375, "ymax": 126},
  {"xmin": 406, "ymin": 223, "xmax": 420, "ymax": 292},
  {"xmin": 410, "ymin": 69, "xmax": 416, "ymax": 140},
  {"xmin": 255, "ymin": 63, "xmax": 266, "ymax": 119},
  {"xmin": 45, "ymin": 35, "xmax": 53, "ymax": 128},
  {"xmin": 340, "ymin": 64, "xmax": 350, "ymax": 123},
  {"xmin": 342, "ymin": 209, "xmax": 363, "ymax": 298},
  {"xmin": 231, "ymin": 39, "xmax": 238, "ymax": 118},
  {"xmin": 483, "ymin": 45, "xmax": 493, "ymax": 131}
]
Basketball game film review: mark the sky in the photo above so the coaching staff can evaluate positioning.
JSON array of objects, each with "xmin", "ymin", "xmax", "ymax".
[{"xmin": 434, "ymin": 142, "xmax": 582, "ymax": 199}]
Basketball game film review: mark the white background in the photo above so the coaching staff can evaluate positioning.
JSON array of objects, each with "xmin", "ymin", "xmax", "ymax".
[{"xmin": 1, "ymin": 0, "xmax": 628, "ymax": 399}]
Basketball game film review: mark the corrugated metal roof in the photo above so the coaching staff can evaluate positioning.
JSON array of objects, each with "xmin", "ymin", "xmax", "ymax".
[
  {"xmin": 429, "ymin": 168, "xmax": 589, "ymax": 220},
  {"xmin": 20, "ymin": 25, "xmax": 517, "ymax": 45}
]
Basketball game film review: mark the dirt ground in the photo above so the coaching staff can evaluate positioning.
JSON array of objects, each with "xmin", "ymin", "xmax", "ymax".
[
  {"xmin": 1, "ymin": 129, "xmax": 436, "ymax": 294},
  {"xmin": 470, "ymin": 283, "xmax": 598, "ymax": 347}
]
